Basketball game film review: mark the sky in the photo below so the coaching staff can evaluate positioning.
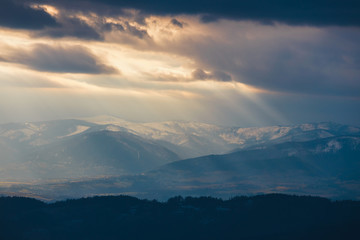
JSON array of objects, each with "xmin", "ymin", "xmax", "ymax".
[{"xmin": 0, "ymin": 0, "xmax": 359, "ymax": 127}]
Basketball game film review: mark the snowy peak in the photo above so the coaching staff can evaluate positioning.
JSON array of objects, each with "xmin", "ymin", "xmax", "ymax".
[
  {"xmin": 224, "ymin": 122, "xmax": 360, "ymax": 150},
  {"xmin": 0, "ymin": 118, "xmax": 359, "ymax": 159},
  {"xmin": 83, "ymin": 119, "xmax": 360, "ymax": 158},
  {"xmin": 0, "ymin": 119, "xmax": 96, "ymax": 146}
]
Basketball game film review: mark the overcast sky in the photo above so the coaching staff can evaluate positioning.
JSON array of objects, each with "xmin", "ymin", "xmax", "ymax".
[{"xmin": 0, "ymin": 0, "xmax": 359, "ymax": 126}]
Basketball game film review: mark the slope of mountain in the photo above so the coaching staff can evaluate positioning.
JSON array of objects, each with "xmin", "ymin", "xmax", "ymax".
[
  {"xmin": 0, "ymin": 119, "xmax": 97, "ymax": 147},
  {"xmin": 1, "ymin": 117, "xmax": 359, "ymax": 160},
  {"xmin": 0, "ymin": 118, "xmax": 359, "ymax": 187},
  {"xmin": 0, "ymin": 130, "xmax": 179, "ymax": 181},
  {"xmin": 2, "ymin": 135, "xmax": 359, "ymax": 201},
  {"xmin": 83, "ymin": 116, "xmax": 360, "ymax": 158},
  {"xmin": 141, "ymin": 135, "xmax": 360, "ymax": 199}
]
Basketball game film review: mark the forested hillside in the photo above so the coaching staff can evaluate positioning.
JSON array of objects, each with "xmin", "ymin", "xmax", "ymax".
[{"xmin": 1, "ymin": 194, "xmax": 359, "ymax": 240}]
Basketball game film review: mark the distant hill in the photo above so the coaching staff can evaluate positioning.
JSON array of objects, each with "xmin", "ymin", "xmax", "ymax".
[
  {"xmin": 0, "ymin": 130, "xmax": 179, "ymax": 180},
  {"xmin": 1, "ymin": 119, "xmax": 359, "ymax": 199},
  {"xmin": 2, "ymin": 118, "xmax": 359, "ymax": 160},
  {"xmin": 142, "ymin": 135, "xmax": 360, "ymax": 199},
  {"xmin": 0, "ymin": 194, "xmax": 359, "ymax": 240},
  {"xmin": 84, "ymin": 117, "xmax": 360, "ymax": 158},
  {"xmin": 1, "ymin": 118, "xmax": 359, "ymax": 163},
  {"xmin": 2, "ymin": 135, "xmax": 359, "ymax": 201}
]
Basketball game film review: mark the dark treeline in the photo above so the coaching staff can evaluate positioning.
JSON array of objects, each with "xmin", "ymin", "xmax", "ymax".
[{"xmin": 0, "ymin": 194, "xmax": 359, "ymax": 240}]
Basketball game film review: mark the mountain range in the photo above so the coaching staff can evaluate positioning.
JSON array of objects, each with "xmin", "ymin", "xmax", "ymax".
[{"xmin": 0, "ymin": 117, "xmax": 359, "ymax": 200}]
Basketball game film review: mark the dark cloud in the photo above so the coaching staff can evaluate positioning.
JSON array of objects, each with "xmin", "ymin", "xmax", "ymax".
[
  {"xmin": 229, "ymin": 30, "xmax": 360, "ymax": 97},
  {"xmin": 6, "ymin": 0, "xmax": 357, "ymax": 42},
  {"xmin": 192, "ymin": 69, "xmax": 209, "ymax": 80},
  {"xmin": 0, "ymin": 0, "xmax": 102, "ymax": 40},
  {"xmin": 237, "ymin": 48, "xmax": 360, "ymax": 96},
  {"xmin": 30, "ymin": 4, "xmax": 146, "ymax": 40},
  {"xmin": 0, "ymin": 0, "xmax": 58, "ymax": 29},
  {"xmin": 102, "ymin": 22, "xmax": 125, "ymax": 32},
  {"xmin": 212, "ymin": 71, "xmax": 232, "ymax": 82},
  {"xmin": 168, "ymin": 25, "xmax": 360, "ymax": 97},
  {"xmin": 124, "ymin": 22, "xmax": 150, "ymax": 39},
  {"xmin": 192, "ymin": 69, "xmax": 232, "ymax": 82},
  {"xmin": 36, "ymin": 16, "xmax": 102, "ymax": 40},
  {"xmin": 133, "ymin": 14, "xmax": 147, "ymax": 26},
  {"xmin": 4, "ymin": 44, "xmax": 118, "ymax": 74},
  {"xmin": 28, "ymin": 0, "xmax": 360, "ymax": 26},
  {"xmin": 171, "ymin": 19, "xmax": 183, "ymax": 28}
]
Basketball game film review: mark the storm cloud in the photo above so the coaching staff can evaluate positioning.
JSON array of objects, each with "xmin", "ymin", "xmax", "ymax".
[
  {"xmin": 171, "ymin": 19, "xmax": 183, "ymax": 28},
  {"xmin": 0, "ymin": 0, "xmax": 359, "ymax": 126},
  {"xmin": 157, "ymin": 22, "xmax": 360, "ymax": 97},
  {"xmin": 0, "ymin": 0, "xmax": 102, "ymax": 40},
  {"xmin": 36, "ymin": 16, "xmax": 102, "ymax": 40},
  {"xmin": 0, "ymin": 0, "xmax": 58, "ymax": 29},
  {"xmin": 124, "ymin": 22, "xmax": 150, "ymax": 39},
  {"xmin": 3, "ymin": 44, "xmax": 118, "ymax": 74},
  {"xmin": 23, "ymin": 0, "xmax": 360, "ymax": 27}
]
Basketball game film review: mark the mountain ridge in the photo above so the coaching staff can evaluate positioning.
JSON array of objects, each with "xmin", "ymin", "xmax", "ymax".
[
  {"xmin": 1, "ymin": 135, "xmax": 359, "ymax": 201},
  {"xmin": 1, "ymin": 118, "xmax": 359, "ymax": 160}
]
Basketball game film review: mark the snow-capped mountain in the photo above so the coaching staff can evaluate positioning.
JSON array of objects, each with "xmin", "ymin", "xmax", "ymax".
[
  {"xmin": 0, "ymin": 130, "xmax": 179, "ymax": 181},
  {"xmin": 2, "ymin": 117, "xmax": 359, "ymax": 157},
  {"xmin": 83, "ymin": 116, "xmax": 360, "ymax": 158},
  {"xmin": 0, "ymin": 119, "xmax": 97, "ymax": 146},
  {"xmin": 0, "ymin": 117, "xmax": 359, "ymax": 182},
  {"xmin": 2, "ymin": 135, "xmax": 359, "ymax": 201}
]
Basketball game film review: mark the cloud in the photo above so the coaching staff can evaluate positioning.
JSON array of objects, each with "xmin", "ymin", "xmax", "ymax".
[
  {"xmin": 171, "ymin": 19, "xmax": 183, "ymax": 28},
  {"xmin": 0, "ymin": 0, "xmax": 102, "ymax": 40},
  {"xmin": 102, "ymin": 22, "xmax": 125, "ymax": 32},
  {"xmin": 212, "ymin": 71, "xmax": 232, "ymax": 82},
  {"xmin": 232, "ymin": 42, "xmax": 360, "ymax": 96},
  {"xmin": 3, "ymin": 44, "xmax": 118, "ymax": 74},
  {"xmin": 192, "ymin": 69, "xmax": 232, "ymax": 82},
  {"xmin": 0, "ymin": 0, "xmax": 58, "ymax": 29},
  {"xmin": 31, "ymin": 4, "xmax": 148, "ymax": 40},
  {"xmin": 36, "ymin": 16, "xmax": 102, "ymax": 40},
  {"xmin": 124, "ymin": 22, "xmax": 150, "ymax": 39},
  {"xmin": 192, "ymin": 69, "xmax": 209, "ymax": 80},
  {"xmin": 155, "ymin": 21, "xmax": 360, "ymax": 97},
  {"xmin": 29, "ymin": 0, "xmax": 360, "ymax": 27}
]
